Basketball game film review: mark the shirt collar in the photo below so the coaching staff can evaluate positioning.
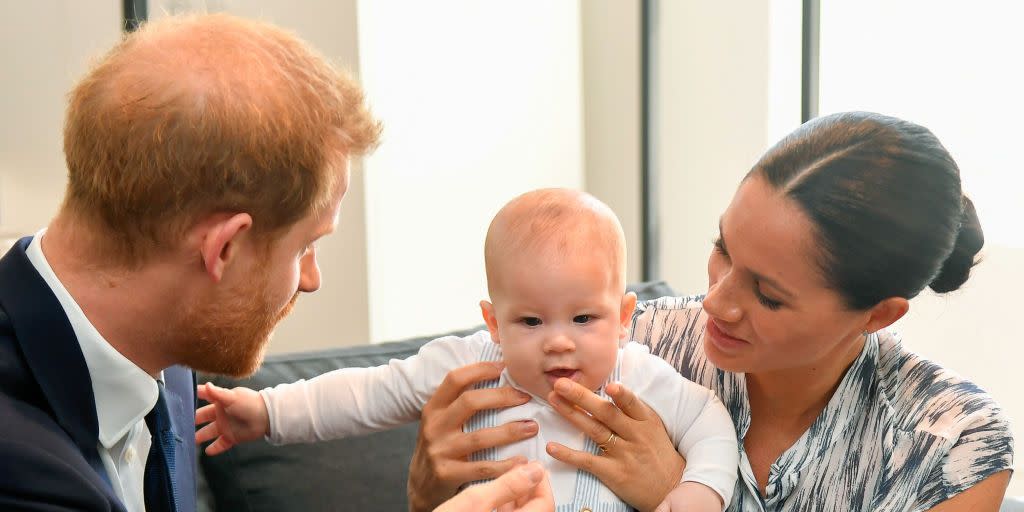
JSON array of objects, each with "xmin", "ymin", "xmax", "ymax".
[{"xmin": 26, "ymin": 229, "xmax": 161, "ymax": 448}]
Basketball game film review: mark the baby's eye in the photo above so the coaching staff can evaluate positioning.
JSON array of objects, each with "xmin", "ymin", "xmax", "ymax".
[
  {"xmin": 573, "ymin": 315, "xmax": 591, "ymax": 324},
  {"xmin": 521, "ymin": 317, "xmax": 542, "ymax": 327}
]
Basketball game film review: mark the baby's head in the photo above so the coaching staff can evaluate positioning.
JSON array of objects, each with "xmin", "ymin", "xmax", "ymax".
[{"xmin": 480, "ymin": 188, "xmax": 637, "ymax": 399}]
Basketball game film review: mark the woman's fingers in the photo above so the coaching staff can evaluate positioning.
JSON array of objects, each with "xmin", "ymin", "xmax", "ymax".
[
  {"xmin": 547, "ymin": 393, "xmax": 617, "ymax": 448},
  {"xmin": 427, "ymin": 364, "xmax": 531, "ymax": 431},
  {"xmin": 550, "ymin": 378, "xmax": 635, "ymax": 439},
  {"xmin": 442, "ymin": 421, "xmax": 539, "ymax": 459},
  {"xmin": 444, "ymin": 387, "xmax": 533, "ymax": 430},
  {"xmin": 605, "ymin": 381, "xmax": 652, "ymax": 421},
  {"xmin": 545, "ymin": 441, "xmax": 613, "ymax": 478},
  {"xmin": 430, "ymin": 361, "xmax": 505, "ymax": 410}
]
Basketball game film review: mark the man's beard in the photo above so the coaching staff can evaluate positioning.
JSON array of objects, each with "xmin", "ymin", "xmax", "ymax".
[{"xmin": 178, "ymin": 267, "xmax": 299, "ymax": 378}]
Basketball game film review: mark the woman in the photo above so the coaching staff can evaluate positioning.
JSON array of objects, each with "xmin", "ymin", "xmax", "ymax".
[{"xmin": 408, "ymin": 112, "xmax": 1014, "ymax": 511}]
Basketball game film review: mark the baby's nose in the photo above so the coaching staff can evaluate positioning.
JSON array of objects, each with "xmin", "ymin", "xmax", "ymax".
[{"xmin": 543, "ymin": 332, "xmax": 575, "ymax": 352}]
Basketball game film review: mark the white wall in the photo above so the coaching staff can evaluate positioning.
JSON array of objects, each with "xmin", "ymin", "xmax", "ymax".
[
  {"xmin": 0, "ymin": 1, "xmax": 121, "ymax": 237},
  {"xmin": 356, "ymin": 0, "xmax": 585, "ymax": 342},
  {"xmin": 653, "ymin": 1, "xmax": 780, "ymax": 294},
  {"xmin": 581, "ymin": 0, "xmax": 642, "ymax": 285}
]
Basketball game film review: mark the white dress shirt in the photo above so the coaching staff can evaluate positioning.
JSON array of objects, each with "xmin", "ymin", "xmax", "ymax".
[
  {"xmin": 27, "ymin": 230, "xmax": 160, "ymax": 512},
  {"xmin": 261, "ymin": 330, "xmax": 739, "ymax": 509}
]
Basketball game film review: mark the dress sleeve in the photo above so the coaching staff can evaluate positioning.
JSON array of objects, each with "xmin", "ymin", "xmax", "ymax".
[
  {"xmin": 622, "ymin": 343, "xmax": 739, "ymax": 508},
  {"xmin": 260, "ymin": 332, "xmax": 487, "ymax": 444},
  {"xmin": 914, "ymin": 402, "xmax": 1014, "ymax": 510}
]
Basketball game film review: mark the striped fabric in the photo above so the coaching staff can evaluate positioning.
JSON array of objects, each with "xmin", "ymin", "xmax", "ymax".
[
  {"xmin": 630, "ymin": 295, "xmax": 1014, "ymax": 512},
  {"xmin": 464, "ymin": 344, "xmax": 632, "ymax": 512}
]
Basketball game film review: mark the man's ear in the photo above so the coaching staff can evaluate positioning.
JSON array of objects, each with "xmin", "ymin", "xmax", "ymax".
[
  {"xmin": 480, "ymin": 300, "xmax": 501, "ymax": 344},
  {"xmin": 619, "ymin": 291, "xmax": 638, "ymax": 339},
  {"xmin": 863, "ymin": 297, "xmax": 909, "ymax": 334},
  {"xmin": 198, "ymin": 213, "xmax": 253, "ymax": 283}
]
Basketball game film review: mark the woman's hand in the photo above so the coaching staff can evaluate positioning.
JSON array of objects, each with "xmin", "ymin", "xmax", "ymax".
[
  {"xmin": 407, "ymin": 361, "xmax": 539, "ymax": 512},
  {"xmin": 433, "ymin": 462, "xmax": 554, "ymax": 512},
  {"xmin": 545, "ymin": 379, "xmax": 685, "ymax": 512}
]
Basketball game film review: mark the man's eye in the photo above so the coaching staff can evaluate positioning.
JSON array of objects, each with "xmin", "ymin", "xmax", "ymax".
[
  {"xmin": 573, "ymin": 315, "xmax": 591, "ymax": 324},
  {"xmin": 521, "ymin": 317, "xmax": 542, "ymax": 327}
]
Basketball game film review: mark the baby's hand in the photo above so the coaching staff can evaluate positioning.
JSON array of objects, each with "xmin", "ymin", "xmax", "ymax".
[
  {"xmin": 653, "ymin": 481, "xmax": 724, "ymax": 512},
  {"xmin": 194, "ymin": 382, "xmax": 270, "ymax": 455}
]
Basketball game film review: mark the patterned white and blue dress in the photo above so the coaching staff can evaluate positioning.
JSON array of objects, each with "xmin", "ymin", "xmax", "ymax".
[{"xmin": 631, "ymin": 295, "xmax": 1014, "ymax": 512}]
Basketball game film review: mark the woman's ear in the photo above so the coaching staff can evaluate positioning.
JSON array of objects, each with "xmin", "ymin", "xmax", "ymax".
[
  {"xmin": 480, "ymin": 300, "xmax": 501, "ymax": 344},
  {"xmin": 619, "ymin": 291, "xmax": 638, "ymax": 339},
  {"xmin": 198, "ymin": 213, "xmax": 253, "ymax": 283},
  {"xmin": 863, "ymin": 297, "xmax": 910, "ymax": 334}
]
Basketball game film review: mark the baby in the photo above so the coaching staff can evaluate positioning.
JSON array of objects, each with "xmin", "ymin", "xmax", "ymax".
[{"xmin": 195, "ymin": 188, "xmax": 738, "ymax": 511}]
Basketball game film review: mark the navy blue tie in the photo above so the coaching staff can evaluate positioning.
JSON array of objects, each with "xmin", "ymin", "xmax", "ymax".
[{"xmin": 144, "ymin": 382, "xmax": 179, "ymax": 512}]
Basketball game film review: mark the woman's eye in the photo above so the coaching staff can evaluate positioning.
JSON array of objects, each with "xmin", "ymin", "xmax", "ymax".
[
  {"xmin": 756, "ymin": 290, "xmax": 783, "ymax": 311},
  {"xmin": 712, "ymin": 237, "xmax": 729, "ymax": 258},
  {"xmin": 573, "ymin": 315, "xmax": 591, "ymax": 324},
  {"xmin": 521, "ymin": 317, "xmax": 542, "ymax": 327}
]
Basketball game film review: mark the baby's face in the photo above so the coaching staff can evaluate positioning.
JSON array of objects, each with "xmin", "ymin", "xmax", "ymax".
[{"xmin": 483, "ymin": 253, "xmax": 629, "ymax": 400}]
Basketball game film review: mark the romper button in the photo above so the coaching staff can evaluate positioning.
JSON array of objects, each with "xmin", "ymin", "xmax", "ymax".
[{"xmin": 580, "ymin": 508, "xmax": 592, "ymax": 512}]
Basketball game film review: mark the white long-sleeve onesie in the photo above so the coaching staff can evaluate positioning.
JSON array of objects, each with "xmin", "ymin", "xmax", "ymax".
[{"xmin": 261, "ymin": 330, "xmax": 738, "ymax": 509}]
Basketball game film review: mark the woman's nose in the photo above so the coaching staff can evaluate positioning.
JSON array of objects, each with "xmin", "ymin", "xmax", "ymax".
[{"xmin": 704, "ymin": 273, "xmax": 743, "ymax": 323}]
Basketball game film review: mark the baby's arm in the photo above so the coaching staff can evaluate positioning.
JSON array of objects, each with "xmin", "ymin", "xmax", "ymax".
[
  {"xmin": 261, "ymin": 333, "xmax": 486, "ymax": 444},
  {"xmin": 655, "ymin": 482, "xmax": 723, "ymax": 512},
  {"xmin": 624, "ymin": 344, "xmax": 739, "ymax": 511}
]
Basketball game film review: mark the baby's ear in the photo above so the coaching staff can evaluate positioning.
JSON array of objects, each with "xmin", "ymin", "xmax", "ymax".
[
  {"xmin": 479, "ymin": 300, "xmax": 501, "ymax": 344},
  {"xmin": 619, "ymin": 292, "xmax": 638, "ymax": 338}
]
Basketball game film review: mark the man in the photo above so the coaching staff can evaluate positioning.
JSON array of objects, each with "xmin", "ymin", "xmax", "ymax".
[{"xmin": 0, "ymin": 14, "xmax": 379, "ymax": 511}]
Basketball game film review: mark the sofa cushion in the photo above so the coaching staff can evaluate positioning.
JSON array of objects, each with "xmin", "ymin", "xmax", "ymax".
[{"xmin": 198, "ymin": 281, "xmax": 676, "ymax": 512}]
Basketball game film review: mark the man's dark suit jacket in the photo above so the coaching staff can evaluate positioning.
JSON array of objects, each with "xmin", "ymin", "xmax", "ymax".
[{"xmin": 0, "ymin": 237, "xmax": 197, "ymax": 511}]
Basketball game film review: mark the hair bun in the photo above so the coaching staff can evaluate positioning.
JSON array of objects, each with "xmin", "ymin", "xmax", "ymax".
[{"xmin": 928, "ymin": 195, "xmax": 985, "ymax": 293}]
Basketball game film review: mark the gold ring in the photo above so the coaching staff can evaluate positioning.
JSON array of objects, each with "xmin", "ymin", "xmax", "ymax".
[{"xmin": 597, "ymin": 433, "xmax": 617, "ymax": 453}]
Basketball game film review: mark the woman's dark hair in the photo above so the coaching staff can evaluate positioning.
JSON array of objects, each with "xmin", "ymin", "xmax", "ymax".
[{"xmin": 751, "ymin": 112, "xmax": 984, "ymax": 310}]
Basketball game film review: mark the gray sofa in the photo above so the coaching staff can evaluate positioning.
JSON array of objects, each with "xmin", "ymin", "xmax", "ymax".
[{"xmin": 196, "ymin": 281, "xmax": 677, "ymax": 512}]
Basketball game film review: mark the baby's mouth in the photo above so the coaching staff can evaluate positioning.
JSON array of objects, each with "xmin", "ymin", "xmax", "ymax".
[{"xmin": 544, "ymin": 368, "xmax": 581, "ymax": 383}]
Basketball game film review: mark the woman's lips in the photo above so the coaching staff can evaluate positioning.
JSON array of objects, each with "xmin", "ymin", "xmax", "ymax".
[
  {"xmin": 706, "ymin": 318, "xmax": 750, "ymax": 352},
  {"xmin": 545, "ymin": 368, "xmax": 580, "ymax": 385}
]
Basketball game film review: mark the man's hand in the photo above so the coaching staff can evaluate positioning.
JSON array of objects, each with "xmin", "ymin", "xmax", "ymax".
[
  {"xmin": 433, "ymin": 462, "xmax": 554, "ymax": 512},
  {"xmin": 407, "ymin": 362, "xmax": 538, "ymax": 512},
  {"xmin": 194, "ymin": 382, "xmax": 270, "ymax": 455}
]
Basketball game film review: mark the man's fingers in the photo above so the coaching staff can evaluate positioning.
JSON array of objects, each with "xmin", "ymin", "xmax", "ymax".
[
  {"xmin": 442, "ymin": 421, "xmax": 538, "ymax": 459},
  {"xmin": 464, "ymin": 462, "xmax": 546, "ymax": 510},
  {"xmin": 430, "ymin": 362, "xmax": 506, "ymax": 409}
]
